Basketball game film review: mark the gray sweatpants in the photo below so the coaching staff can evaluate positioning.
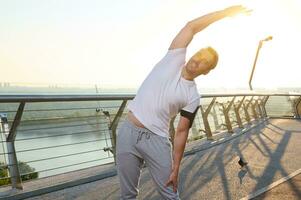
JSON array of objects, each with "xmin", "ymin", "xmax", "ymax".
[{"xmin": 116, "ymin": 119, "xmax": 180, "ymax": 200}]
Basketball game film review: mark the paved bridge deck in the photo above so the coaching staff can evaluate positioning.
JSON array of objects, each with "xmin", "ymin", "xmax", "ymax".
[{"xmin": 3, "ymin": 118, "xmax": 301, "ymax": 200}]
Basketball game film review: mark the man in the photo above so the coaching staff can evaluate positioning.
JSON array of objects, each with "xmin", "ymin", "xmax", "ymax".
[{"xmin": 117, "ymin": 5, "xmax": 250, "ymax": 199}]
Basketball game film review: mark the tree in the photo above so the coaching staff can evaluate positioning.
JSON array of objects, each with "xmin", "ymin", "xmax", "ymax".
[{"xmin": 0, "ymin": 161, "xmax": 39, "ymax": 186}]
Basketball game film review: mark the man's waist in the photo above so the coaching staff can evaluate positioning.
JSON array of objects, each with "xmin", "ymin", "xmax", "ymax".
[
  {"xmin": 127, "ymin": 112, "xmax": 169, "ymax": 138},
  {"xmin": 127, "ymin": 111, "xmax": 146, "ymax": 128}
]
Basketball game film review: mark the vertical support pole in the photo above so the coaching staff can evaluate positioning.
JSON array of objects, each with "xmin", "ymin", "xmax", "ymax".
[
  {"xmin": 222, "ymin": 97, "xmax": 236, "ymax": 133},
  {"xmin": 262, "ymin": 96, "xmax": 270, "ymax": 117},
  {"xmin": 249, "ymin": 41, "xmax": 263, "ymax": 90},
  {"xmin": 294, "ymin": 96, "xmax": 301, "ymax": 118},
  {"xmin": 0, "ymin": 114, "xmax": 8, "ymax": 167},
  {"xmin": 256, "ymin": 98, "xmax": 264, "ymax": 118},
  {"xmin": 109, "ymin": 100, "xmax": 127, "ymax": 165},
  {"xmin": 6, "ymin": 142, "xmax": 22, "ymax": 189},
  {"xmin": 200, "ymin": 98, "xmax": 216, "ymax": 140},
  {"xmin": 233, "ymin": 96, "xmax": 245, "ymax": 128},
  {"xmin": 243, "ymin": 96, "xmax": 253, "ymax": 123},
  {"xmin": 6, "ymin": 102, "xmax": 25, "ymax": 190},
  {"xmin": 250, "ymin": 97, "xmax": 259, "ymax": 120}
]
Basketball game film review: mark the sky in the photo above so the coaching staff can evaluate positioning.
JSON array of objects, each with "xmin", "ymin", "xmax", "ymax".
[{"xmin": 0, "ymin": 0, "xmax": 300, "ymax": 89}]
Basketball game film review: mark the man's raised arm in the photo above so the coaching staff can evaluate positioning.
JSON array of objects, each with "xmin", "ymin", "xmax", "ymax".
[{"xmin": 169, "ymin": 5, "xmax": 251, "ymax": 50}]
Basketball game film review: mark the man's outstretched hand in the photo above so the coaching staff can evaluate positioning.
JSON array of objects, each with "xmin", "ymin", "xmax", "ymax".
[{"xmin": 222, "ymin": 5, "xmax": 252, "ymax": 17}]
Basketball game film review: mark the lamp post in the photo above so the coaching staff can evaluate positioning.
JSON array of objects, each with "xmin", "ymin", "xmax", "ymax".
[{"xmin": 249, "ymin": 36, "xmax": 273, "ymax": 90}]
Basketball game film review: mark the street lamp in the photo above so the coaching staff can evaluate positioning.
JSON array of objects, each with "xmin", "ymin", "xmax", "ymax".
[{"xmin": 249, "ymin": 36, "xmax": 273, "ymax": 90}]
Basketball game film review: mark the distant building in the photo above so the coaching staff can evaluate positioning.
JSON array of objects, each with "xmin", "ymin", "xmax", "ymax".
[{"xmin": 2, "ymin": 82, "xmax": 11, "ymax": 87}]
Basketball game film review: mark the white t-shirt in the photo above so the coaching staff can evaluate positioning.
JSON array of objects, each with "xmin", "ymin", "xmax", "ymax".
[{"xmin": 128, "ymin": 48, "xmax": 200, "ymax": 138}]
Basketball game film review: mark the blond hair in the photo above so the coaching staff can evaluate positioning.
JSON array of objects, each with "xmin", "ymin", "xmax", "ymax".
[
  {"xmin": 194, "ymin": 47, "xmax": 219, "ymax": 68},
  {"xmin": 206, "ymin": 47, "xmax": 218, "ymax": 68}
]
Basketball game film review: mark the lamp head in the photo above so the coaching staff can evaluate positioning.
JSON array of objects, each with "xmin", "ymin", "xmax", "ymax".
[{"xmin": 262, "ymin": 36, "xmax": 273, "ymax": 42}]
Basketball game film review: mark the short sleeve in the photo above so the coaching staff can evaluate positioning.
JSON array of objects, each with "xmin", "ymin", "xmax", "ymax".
[
  {"xmin": 180, "ymin": 98, "xmax": 200, "ymax": 128},
  {"xmin": 182, "ymin": 98, "xmax": 200, "ymax": 113},
  {"xmin": 166, "ymin": 48, "xmax": 187, "ymax": 56}
]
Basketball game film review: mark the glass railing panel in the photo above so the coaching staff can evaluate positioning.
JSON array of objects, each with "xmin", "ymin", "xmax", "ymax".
[{"xmin": 265, "ymin": 96, "xmax": 295, "ymax": 117}]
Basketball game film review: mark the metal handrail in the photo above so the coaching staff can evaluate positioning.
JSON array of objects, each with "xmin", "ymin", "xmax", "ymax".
[
  {"xmin": 0, "ymin": 94, "xmax": 135, "ymax": 102},
  {"xmin": 1, "ymin": 93, "xmax": 301, "ymax": 103}
]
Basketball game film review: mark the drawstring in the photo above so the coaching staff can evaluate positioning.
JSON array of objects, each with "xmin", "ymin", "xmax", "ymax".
[{"xmin": 136, "ymin": 131, "xmax": 151, "ymax": 144}]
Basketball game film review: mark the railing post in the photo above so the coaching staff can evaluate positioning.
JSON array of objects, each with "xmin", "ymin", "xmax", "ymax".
[
  {"xmin": 109, "ymin": 100, "xmax": 127, "ymax": 165},
  {"xmin": 200, "ymin": 98, "xmax": 216, "ymax": 140},
  {"xmin": 262, "ymin": 96, "xmax": 269, "ymax": 117},
  {"xmin": 243, "ymin": 97, "xmax": 253, "ymax": 123},
  {"xmin": 221, "ymin": 97, "xmax": 236, "ymax": 133},
  {"xmin": 0, "ymin": 113, "xmax": 9, "ymax": 166},
  {"xmin": 293, "ymin": 96, "xmax": 301, "ymax": 118},
  {"xmin": 256, "ymin": 98, "xmax": 265, "ymax": 118},
  {"xmin": 253, "ymin": 99, "xmax": 262, "ymax": 119},
  {"xmin": 233, "ymin": 96, "xmax": 245, "ymax": 128},
  {"xmin": 250, "ymin": 98, "xmax": 259, "ymax": 120},
  {"xmin": 6, "ymin": 102, "xmax": 25, "ymax": 190}
]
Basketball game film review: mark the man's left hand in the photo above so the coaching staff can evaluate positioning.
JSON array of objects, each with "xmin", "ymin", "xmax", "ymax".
[{"xmin": 165, "ymin": 168, "xmax": 179, "ymax": 193}]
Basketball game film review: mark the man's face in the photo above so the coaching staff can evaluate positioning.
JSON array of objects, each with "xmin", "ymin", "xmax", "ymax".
[{"xmin": 186, "ymin": 49, "xmax": 215, "ymax": 76}]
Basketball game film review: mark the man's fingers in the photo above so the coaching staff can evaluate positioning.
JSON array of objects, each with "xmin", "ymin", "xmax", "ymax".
[
  {"xmin": 165, "ymin": 179, "xmax": 177, "ymax": 192},
  {"xmin": 165, "ymin": 179, "xmax": 171, "ymax": 187},
  {"xmin": 173, "ymin": 182, "xmax": 178, "ymax": 192},
  {"xmin": 166, "ymin": 178, "xmax": 177, "ymax": 192}
]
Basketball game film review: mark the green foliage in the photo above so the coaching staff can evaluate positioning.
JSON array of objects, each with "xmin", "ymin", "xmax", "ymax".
[
  {"xmin": 0, "ymin": 163, "xmax": 9, "ymax": 186},
  {"xmin": 18, "ymin": 161, "xmax": 39, "ymax": 181},
  {"xmin": 0, "ymin": 161, "xmax": 39, "ymax": 186}
]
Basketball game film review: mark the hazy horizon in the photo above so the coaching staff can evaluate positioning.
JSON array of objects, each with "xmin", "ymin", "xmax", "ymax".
[
  {"xmin": 1, "ymin": 0, "xmax": 301, "ymax": 88},
  {"xmin": 0, "ymin": 81, "xmax": 300, "ymax": 95}
]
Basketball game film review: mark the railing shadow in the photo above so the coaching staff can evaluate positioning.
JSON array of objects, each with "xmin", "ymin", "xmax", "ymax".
[
  {"xmin": 259, "ymin": 131, "xmax": 278, "ymax": 144},
  {"xmin": 250, "ymin": 129, "xmax": 301, "ymax": 197},
  {"xmin": 163, "ymin": 119, "xmax": 301, "ymax": 199}
]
